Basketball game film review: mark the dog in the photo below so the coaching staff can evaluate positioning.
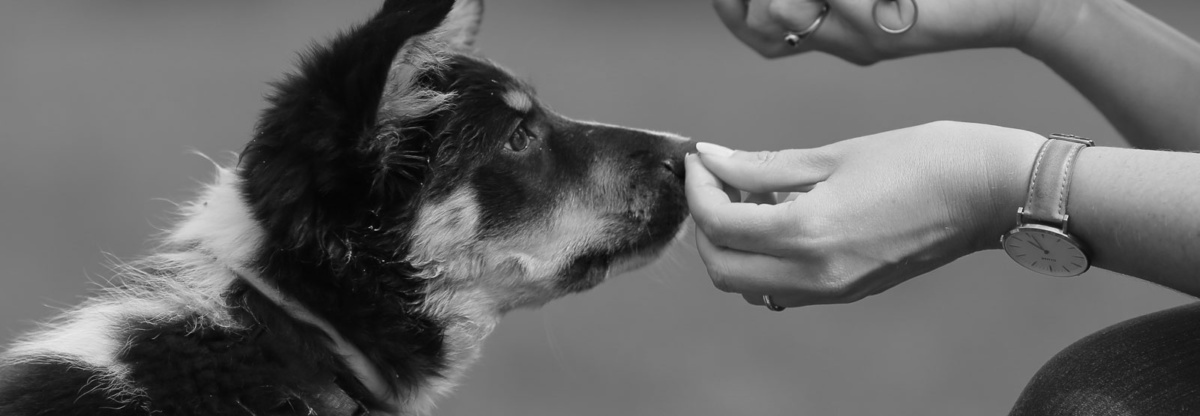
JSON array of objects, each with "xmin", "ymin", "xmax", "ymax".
[{"xmin": 0, "ymin": 1, "xmax": 691, "ymax": 414}]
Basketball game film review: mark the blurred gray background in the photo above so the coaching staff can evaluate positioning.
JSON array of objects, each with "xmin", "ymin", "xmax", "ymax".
[{"xmin": 1, "ymin": 1, "xmax": 1196, "ymax": 415}]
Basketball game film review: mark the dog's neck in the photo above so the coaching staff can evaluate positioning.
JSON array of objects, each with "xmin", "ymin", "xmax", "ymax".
[
  {"xmin": 177, "ymin": 167, "xmax": 498, "ymax": 415},
  {"xmin": 233, "ymin": 262, "xmax": 497, "ymax": 416},
  {"xmin": 232, "ymin": 267, "xmax": 399, "ymax": 410}
]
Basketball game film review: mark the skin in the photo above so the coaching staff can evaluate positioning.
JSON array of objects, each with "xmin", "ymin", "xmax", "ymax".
[{"xmin": 692, "ymin": 0, "xmax": 1200, "ymax": 308}]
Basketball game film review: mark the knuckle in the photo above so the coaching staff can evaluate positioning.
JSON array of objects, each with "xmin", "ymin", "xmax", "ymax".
[
  {"xmin": 790, "ymin": 215, "xmax": 830, "ymax": 245},
  {"xmin": 815, "ymin": 278, "xmax": 858, "ymax": 301},
  {"xmin": 825, "ymin": 275, "xmax": 877, "ymax": 303},
  {"xmin": 765, "ymin": 0, "xmax": 791, "ymax": 23},
  {"xmin": 753, "ymin": 150, "xmax": 779, "ymax": 166},
  {"xmin": 925, "ymin": 120, "xmax": 963, "ymax": 130}
]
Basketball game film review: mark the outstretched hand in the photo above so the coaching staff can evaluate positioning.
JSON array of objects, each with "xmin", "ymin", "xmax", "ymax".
[{"xmin": 686, "ymin": 121, "xmax": 1043, "ymax": 308}]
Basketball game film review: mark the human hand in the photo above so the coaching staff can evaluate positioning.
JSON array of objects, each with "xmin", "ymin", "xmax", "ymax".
[
  {"xmin": 712, "ymin": 0, "xmax": 1083, "ymax": 64},
  {"xmin": 685, "ymin": 121, "xmax": 1044, "ymax": 308}
]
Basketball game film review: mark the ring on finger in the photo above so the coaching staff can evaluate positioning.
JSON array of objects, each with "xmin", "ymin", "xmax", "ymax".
[
  {"xmin": 763, "ymin": 295, "xmax": 786, "ymax": 311},
  {"xmin": 872, "ymin": 0, "xmax": 918, "ymax": 35},
  {"xmin": 783, "ymin": 2, "xmax": 831, "ymax": 47}
]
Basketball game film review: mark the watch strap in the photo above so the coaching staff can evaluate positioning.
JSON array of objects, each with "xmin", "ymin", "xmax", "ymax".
[{"xmin": 1022, "ymin": 134, "xmax": 1093, "ymax": 228}]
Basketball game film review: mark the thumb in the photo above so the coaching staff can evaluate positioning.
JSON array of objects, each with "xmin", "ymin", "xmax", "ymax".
[{"xmin": 695, "ymin": 142, "xmax": 835, "ymax": 193}]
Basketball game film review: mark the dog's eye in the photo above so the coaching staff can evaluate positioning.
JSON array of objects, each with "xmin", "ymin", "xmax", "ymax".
[{"xmin": 506, "ymin": 127, "xmax": 531, "ymax": 152}]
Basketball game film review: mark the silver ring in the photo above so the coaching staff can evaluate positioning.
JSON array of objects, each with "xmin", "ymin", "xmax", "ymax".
[
  {"xmin": 872, "ymin": 0, "xmax": 918, "ymax": 35},
  {"xmin": 763, "ymin": 295, "xmax": 786, "ymax": 312},
  {"xmin": 784, "ymin": 3, "xmax": 831, "ymax": 47}
]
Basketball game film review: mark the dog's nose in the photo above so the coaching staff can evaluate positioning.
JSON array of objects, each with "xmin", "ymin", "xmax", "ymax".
[
  {"xmin": 662, "ymin": 138, "xmax": 694, "ymax": 180},
  {"xmin": 661, "ymin": 157, "xmax": 685, "ymax": 180},
  {"xmin": 680, "ymin": 140, "xmax": 698, "ymax": 154}
]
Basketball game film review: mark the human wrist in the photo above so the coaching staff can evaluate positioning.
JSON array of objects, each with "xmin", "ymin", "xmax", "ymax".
[
  {"xmin": 1017, "ymin": 0, "xmax": 1119, "ymax": 61},
  {"xmin": 978, "ymin": 128, "xmax": 1045, "ymax": 250}
]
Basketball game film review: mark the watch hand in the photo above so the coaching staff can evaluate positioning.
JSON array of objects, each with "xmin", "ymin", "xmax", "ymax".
[{"xmin": 1027, "ymin": 235, "xmax": 1045, "ymax": 250}]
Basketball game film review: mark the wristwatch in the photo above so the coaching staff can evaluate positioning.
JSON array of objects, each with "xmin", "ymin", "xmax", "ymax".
[{"xmin": 1001, "ymin": 133, "xmax": 1094, "ymax": 277}]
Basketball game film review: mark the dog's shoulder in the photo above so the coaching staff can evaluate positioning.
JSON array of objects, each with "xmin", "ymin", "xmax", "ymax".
[
  {"xmin": 110, "ymin": 307, "xmax": 353, "ymax": 415},
  {"xmin": 0, "ymin": 293, "xmax": 369, "ymax": 415}
]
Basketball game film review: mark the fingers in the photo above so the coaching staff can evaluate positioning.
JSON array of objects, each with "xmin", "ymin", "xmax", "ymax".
[
  {"xmin": 713, "ymin": 0, "xmax": 901, "ymax": 65},
  {"xmin": 695, "ymin": 229, "xmax": 803, "ymax": 294},
  {"xmin": 695, "ymin": 142, "xmax": 835, "ymax": 193},
  {"xmin": 758, "ymin": 0, "xmax": 827, "ymax": 36},
  {"xmin": 685, "ymin": 155, "xmax": 802, "ymax": 254},
  {"xmin": 698, "ymin": 231, "xmax": 871, "ymax": 309},
  {"xmin": 741, "ymin": 266, "xmax": 910, "ymax": 309},
  {"xmin": 713, "ymin": 0, "xmax": 820, "ymax": 57},
  {"xmin": 744, "ymin": 0, "xmax": 790, "ymax": 41}
]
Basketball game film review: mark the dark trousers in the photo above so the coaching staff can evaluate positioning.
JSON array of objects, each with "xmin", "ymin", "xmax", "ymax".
[{"xmin": 1009, "ymin": 302, "xmax": 1200, "ymax": 415}]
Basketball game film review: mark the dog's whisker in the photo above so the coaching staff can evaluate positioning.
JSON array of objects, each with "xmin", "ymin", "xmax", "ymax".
[{"xmin": 542, "ymin": 312, "xmax": 574, "ymax": 378}]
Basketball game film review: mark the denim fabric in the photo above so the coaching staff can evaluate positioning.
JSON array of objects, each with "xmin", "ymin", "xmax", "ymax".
[{"xmin": 1010, "ymin": 303, "xmax": 1200, "ymax": 415}]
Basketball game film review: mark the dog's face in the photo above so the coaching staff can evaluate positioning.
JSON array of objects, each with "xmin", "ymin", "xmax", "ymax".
[
  {"xmin": 408, "ymin": 56, "xmax": 691, "ymax": 310},
  {"xmin": 240, "ymin": 0, "xmax": 690, "ymax": 314}
]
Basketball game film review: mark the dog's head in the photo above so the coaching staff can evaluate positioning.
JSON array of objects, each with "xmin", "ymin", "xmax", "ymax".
[{"xmin": 239, "ymin": 0, "xmax": 691, "ymax": 314}]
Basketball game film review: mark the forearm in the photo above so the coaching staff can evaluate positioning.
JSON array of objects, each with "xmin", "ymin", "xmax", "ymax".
[
  {"xmin": 1067, "ymin": 147, "xmax": 1200, "ymax": 294},
  {"xmin": 1020, "ymin": 0, "xmax": 1200, "ymax": 151}
]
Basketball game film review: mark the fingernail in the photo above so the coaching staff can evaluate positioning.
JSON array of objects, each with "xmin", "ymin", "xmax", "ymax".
[{"xmin": 695, "ymin": 142, "xmax": 735, "ymax": 158}]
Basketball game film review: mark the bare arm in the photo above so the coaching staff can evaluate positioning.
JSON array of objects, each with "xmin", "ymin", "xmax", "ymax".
[
  {"xmin": 688, "ymin": 122, "xmax": 1200, "ymax": 307},
  {"xmin": 1064, "ymin": 147, "xmax": 1200, "ymax": 292},
  {"xmin": 1021, "ymin": 0, "xmax": 1200, "ymax": 151},
  {"xmin": 717, "ymin": 0, "xmax": 1200, "ymax": 150}
]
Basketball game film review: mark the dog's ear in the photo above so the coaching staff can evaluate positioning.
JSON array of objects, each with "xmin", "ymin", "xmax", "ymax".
[
  {"xmin": 439, "ymin": 0, "xmax": 483, "ymax": 49},
  {"xmin": 377, "ymin": 0, "xmax": 482, "ymax": 124},
  {"xmin": 241, "ymin": 0, "xmax": 457, "ymax": 254}
]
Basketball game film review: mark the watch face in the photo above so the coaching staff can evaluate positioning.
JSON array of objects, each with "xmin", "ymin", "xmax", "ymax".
[{"xmin": 1003, "ymin": 226, "xmax": 1090, "ymax": 277}]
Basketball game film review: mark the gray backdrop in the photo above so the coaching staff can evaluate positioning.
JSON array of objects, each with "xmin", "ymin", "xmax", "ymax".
[{"xmin": 1, "ymin": 1, "xmax": 1195, "ymax": 415}]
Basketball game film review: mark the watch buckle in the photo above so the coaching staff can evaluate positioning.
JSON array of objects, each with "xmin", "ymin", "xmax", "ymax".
[
  {"xmin": 1048, "ymin": 133, "xmax": 1095, "ymax": 147},
  {"xmin": 1015, "ymin": 207, "xmax": 1071, "ymax": 233}
]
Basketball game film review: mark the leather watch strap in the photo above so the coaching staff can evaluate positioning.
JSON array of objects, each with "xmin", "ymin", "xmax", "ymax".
[{"xmin": 1022, "ymin": 134, "xmax": 1093, "ymax": 227}]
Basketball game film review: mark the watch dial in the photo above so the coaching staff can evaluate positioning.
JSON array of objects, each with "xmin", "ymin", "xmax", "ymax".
[{"xmin": 1003, "ymin": 228, "xmax": 1089, "ymax": 277}]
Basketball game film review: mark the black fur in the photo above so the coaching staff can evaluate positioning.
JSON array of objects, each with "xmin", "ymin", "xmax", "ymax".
[
  {"xmin": 238, "ymin": 0, "xmax": 457, "ymax": 399},
  {"xmin": 114, "ymin": 283, "xmax": 374, "ymax": 415},
  {"xmin": 0, "ymin": 361, "xmax": 141, "ymax": 416}
]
